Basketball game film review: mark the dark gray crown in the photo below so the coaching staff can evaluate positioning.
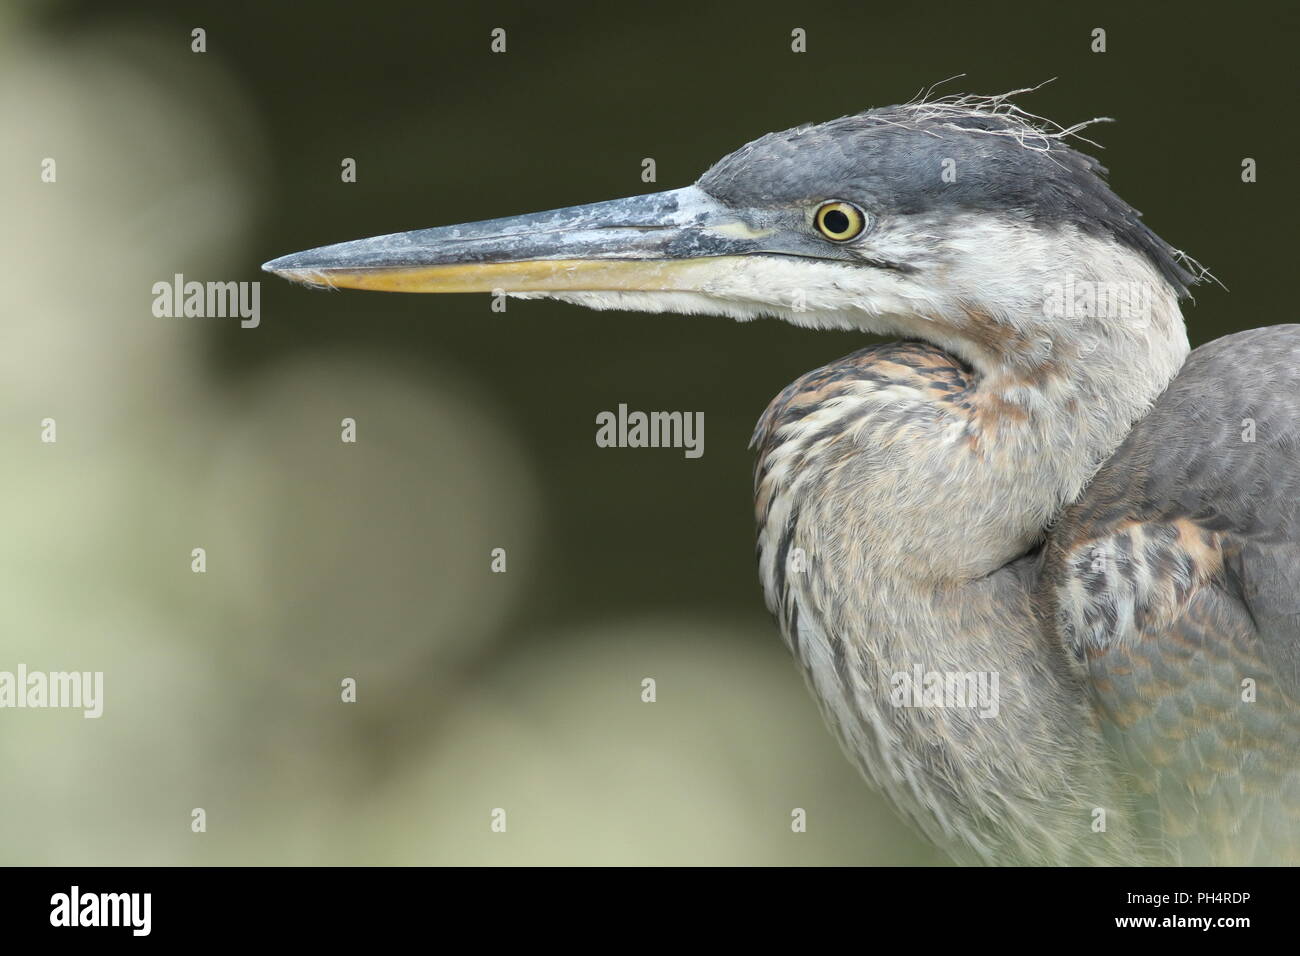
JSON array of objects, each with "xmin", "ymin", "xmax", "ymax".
[{"xmin": 697, "ymin": 97, "xmax": 1202, "ymax": 295}]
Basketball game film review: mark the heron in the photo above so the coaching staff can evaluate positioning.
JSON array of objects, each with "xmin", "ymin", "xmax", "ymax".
[{"xmin": 264, "ymin": 91, "xmax": 1300, "ymax": 866}]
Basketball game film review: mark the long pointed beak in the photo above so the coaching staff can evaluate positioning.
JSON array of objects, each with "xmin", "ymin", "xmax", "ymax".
[{"xmin": 261, "ymin": 186, "xmax": 774, "ymax": 294}]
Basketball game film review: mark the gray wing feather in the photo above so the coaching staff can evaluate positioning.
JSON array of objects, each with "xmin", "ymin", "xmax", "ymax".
[{"xmin": 1044, "ymin": 324, "xmax": 1300, "ymax": 864}]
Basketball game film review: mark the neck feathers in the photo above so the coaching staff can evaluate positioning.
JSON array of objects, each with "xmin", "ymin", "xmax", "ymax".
[
  {"xmin": 751, "ymin": 244, "xmax": 1188, "ymax": 864},
  {"xmin": 755, "ymin": 239, "xmax": 1189, "ymax": 585}
]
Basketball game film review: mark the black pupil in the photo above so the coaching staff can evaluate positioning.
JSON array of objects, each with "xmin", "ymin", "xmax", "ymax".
[{"xmin": 823, "ymin": 208, "xmax": 852, "ymax": 235}]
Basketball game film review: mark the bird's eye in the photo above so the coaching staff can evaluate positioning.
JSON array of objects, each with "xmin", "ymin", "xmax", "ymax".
[{"xmin": 814, "ymin": 201, "xmax": 866, "ymax": 242}]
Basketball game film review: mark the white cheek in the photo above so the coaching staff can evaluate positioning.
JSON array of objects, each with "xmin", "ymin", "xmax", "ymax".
[
  {"xmin": 510, "ymin": 255, "xmax": 935, "ymax": 333},
  {"xmin": 510, "ymin": 290, "xmax": 777, "ymax": 323}
]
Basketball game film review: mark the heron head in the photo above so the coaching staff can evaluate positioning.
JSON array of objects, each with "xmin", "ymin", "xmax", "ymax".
[{"xmin": 263, "ymin": 92, "xmax": 1202, "ymax": 373}]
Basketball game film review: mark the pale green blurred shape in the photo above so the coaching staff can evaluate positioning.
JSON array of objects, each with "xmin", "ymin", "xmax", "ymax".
[
  {"xmin": 355, "ymin": 616, "xmax": 936, "ymax": 866},
  {"xmin": 0, "ymin": 16, "xmax": 936, "ymax": 865}
]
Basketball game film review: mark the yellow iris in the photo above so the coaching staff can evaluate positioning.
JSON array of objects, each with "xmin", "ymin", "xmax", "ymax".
[{"xmin": 814, "ymin": 201, "xmax": 866, "ymax": 241}]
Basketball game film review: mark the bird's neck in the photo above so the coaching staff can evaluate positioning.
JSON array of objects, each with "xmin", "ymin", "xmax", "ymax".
[
  {"xmin": 876, "ymin": 246, "xmax": 1191, "ymax": 580},
  {"xmin": 756, "ymin": 264, "xmax": 1190, "ymax": 584},
  {"xmin": 753, "ymin": 256, "xmax": 1189, "ymax": 863},
  {"xmin": 964, "ymin": 292, "xmax": 1189, "ymax": 569}
]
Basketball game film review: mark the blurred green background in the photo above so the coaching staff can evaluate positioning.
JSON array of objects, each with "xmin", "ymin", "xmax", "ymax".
[{"xmin": 0, "ymin": 0, "xmax": 1293, "ymax": 864}]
